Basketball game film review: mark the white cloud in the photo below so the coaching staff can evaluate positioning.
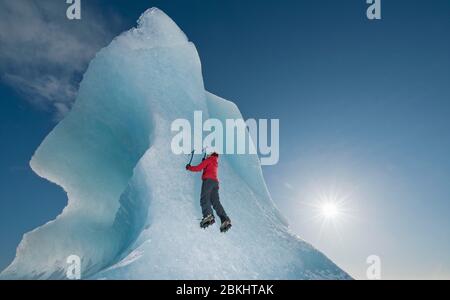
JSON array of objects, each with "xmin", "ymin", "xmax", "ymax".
[{"xmin": 0, "ymin": 0, "xmax": 123, "ymax": 119}]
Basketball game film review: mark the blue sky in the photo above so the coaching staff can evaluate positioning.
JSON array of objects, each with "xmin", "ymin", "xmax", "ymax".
[{"xmin": 1, "ymin": 0, "xmax": 450, "ymax": 279}]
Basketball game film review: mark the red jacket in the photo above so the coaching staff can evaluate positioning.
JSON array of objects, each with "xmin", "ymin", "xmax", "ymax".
[{"xmin": 188, "ymin": 155, "xmax": 219, "ymax": 182}]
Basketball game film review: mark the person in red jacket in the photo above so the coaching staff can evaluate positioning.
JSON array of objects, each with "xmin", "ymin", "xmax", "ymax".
[{"xmin": 186, "ymin": 152, "xmax": 232, "ymax": 232}]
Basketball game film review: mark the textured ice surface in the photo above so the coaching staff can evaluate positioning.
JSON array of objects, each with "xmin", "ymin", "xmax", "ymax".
[{"xmin": 0, "ymin": 8, "xmax": 351, "ymax": 280}]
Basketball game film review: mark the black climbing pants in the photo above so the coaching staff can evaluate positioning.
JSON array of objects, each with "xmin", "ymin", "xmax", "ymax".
[{"xmin": 200, "ymin": 179, "xmax": 229, "ymax": 222}]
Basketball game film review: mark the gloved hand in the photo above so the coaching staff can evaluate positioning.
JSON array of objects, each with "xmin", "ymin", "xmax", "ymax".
[{"xmin": 185, "ymin": 164, "xmax": 191, "ymax": 170}]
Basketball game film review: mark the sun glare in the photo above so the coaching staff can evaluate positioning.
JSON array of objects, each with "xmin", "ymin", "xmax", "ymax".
[
  {"xmin": 305, "ymin": 187, "xmax": 355, "ymax": 240},
  {"xmin": 321, "ymin": 202, "xmax": 340, "ymax": 219}
]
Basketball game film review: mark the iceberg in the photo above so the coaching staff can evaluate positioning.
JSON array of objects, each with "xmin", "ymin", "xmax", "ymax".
[{"xmin": 0, "ymin": 8, "xmax": 351, "ymax": 280}]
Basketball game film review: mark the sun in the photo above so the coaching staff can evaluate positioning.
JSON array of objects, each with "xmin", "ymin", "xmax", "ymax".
[
  {"xmin": 308, "ymin": 188, "xmax": 353, "ymax": 229},
  {"xmin": 321, "ymin": 202, "xmax": 340, "ymax": 219},
  {"xmin": 295, "ymin": 185, "xmax": 356, "ymax": 243}
]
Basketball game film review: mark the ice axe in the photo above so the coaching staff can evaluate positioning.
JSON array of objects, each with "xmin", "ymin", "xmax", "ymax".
[
  {"xmin": 186, "ymin": 148, "xmax": 207, "ymax": 169},
  {"xmin": 201, "ymin": 147, "xmax": 208, "ymax": 161},
  {"xmin": 187, "ymin": 149, "xmax": 195, "ymax": 166}
]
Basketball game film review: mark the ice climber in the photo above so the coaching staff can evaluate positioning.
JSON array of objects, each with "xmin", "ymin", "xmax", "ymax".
[{"xmin": 186, "ymin": 152, "xmax": 232, "ymax": 232}]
